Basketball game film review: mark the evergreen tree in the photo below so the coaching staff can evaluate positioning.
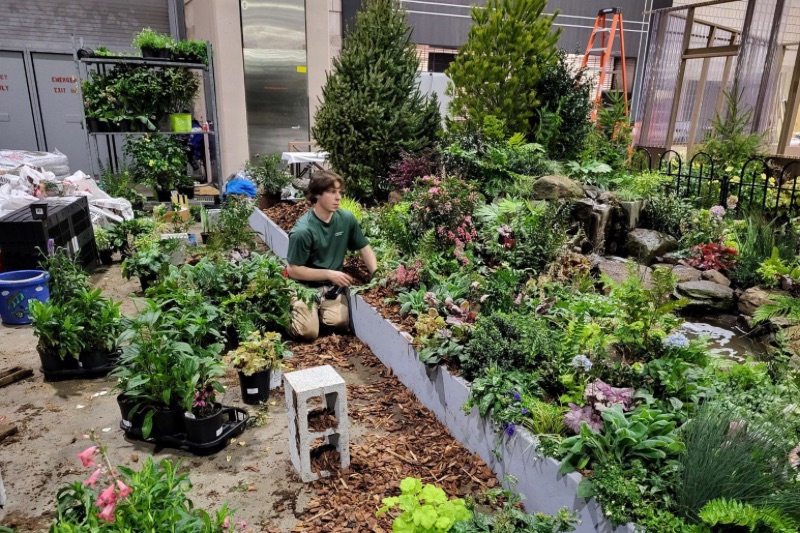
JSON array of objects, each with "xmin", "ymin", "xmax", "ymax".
[
  {"xmin": 312, "ymin": 0, "xmax": 440, "ymax": 200},
  {"xmin": 445, "ymin": 0, "xmax": 560, "ymax": 139}
]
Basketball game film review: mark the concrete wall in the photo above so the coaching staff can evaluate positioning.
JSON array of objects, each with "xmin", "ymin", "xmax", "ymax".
[
  {"xmin": 184, "ymin": 0, "xmax": 250, "ymax": 178},
  {"xmin": 306, "ymin": 0, "xmax": 343, "ymax": 136}
]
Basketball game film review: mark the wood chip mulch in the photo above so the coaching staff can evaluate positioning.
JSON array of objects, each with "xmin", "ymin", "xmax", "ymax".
[
  {"xmin": 263, "ymin": 201, "xmax": 310, "ymax": 233},
  {"xmin": 283, "ymin": 333, "xmax": 498, "ymax": 532},
  {"xmin": 307, "ymin": 408, "xmax": 338, "ymax": 432}
]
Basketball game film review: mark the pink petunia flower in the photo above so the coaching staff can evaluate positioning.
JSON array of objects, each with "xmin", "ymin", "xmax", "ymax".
[
  {"xmin": 116, "ymin": 480, "xmax": 133, "ymax": 499},
  {"xmin": 83, "ymin": 468, "xmax": 103, "ymax": 488},
  {"xmin": 78, "ymin": 446, "xmax": 99, "ymax": 468},
  {"xmin": 223, "ymin": 516, "xmax": 230, "ymax": 529},
  {"xmin": 97, "ymin": 503, "xmax": 116, "ymax": 522},
  {"xmin": 235, "ymin": 520, "xmax": 247, "ymax": 529}
]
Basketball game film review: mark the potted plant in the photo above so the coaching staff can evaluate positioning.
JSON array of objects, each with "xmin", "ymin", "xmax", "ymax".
[
  {"xmin": 224, "ymin": 331, "xmax": 290, "ymax": 404},
  {"xmin": 29, "ymin": 299, "xmax": 83, "ymax": 371},
  {"xmin": 170, "ymin": 40, "xmax": 209, "ymax": 65},
  {"xmin": 183, "ymin": 346, "xmax": 227, "ymax": 444},
  {"xmin": 133, "ymin": 28, "xmax": 173, "ymax": 59},
  {"xmin": 159, "ymin": 68, "xmax": 199, "ymax": 133},
  {"xmin": 113, "ymin": 307, "xmax": 196, "ymax": 438},
  {"xmin": 245, "ymin": 154, "xmax": 292, "ymax": 209},
  {"xmin": 95, "ymin": 227, "xmax": 115, "ymax": 265},
  {"xmin": 73, "ymin": 288, "xmax": 122, "ymax": 369},
  {"xmin": 121, "ymin": 239, "xmax": 178, "ymax": 292},
  {"xmin": 123, "ymin": 133, "xmax": 189, "ymax": 200},
  {"xmin": 200, "ymin": 208, "xmax": 212, "ymax": 244}
]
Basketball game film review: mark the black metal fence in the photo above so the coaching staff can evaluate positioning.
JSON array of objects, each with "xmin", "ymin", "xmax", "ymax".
[{"xmin": 632, "ymin": 147, "xmax": 800, "ymax": 217}]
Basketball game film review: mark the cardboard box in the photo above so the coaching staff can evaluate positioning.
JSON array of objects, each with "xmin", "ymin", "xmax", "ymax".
[{"xmin": 156, "ymin": 207, "xmax": 191, "ymax": 224}]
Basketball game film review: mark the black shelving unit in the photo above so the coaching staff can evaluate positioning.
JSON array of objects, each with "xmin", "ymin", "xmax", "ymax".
[{"xmin": 72, "ymin": 43, "xmax": 222, "ymax": 192}]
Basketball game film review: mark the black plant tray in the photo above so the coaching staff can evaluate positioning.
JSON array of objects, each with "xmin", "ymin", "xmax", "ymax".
[
  {"xmin": 119, "ymin": 407, "xmax": 249, "ymax": 455},
  {"xmin": 41, "ymin": 355, "xmax": 119, "ymax": 382}
]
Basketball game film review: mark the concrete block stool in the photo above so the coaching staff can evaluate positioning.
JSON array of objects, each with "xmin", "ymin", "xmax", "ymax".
[
  {"xmin": 284, "ymin": 365, "xmax": 350, "ymax": 482},
  {"xmin": 0, "ymin": 466, "xmax": 6, "ymax": 507}
]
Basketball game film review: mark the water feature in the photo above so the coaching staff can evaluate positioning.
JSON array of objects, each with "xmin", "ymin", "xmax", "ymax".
[{"xmin": 678, "ymin": 313, "xmax": 770, "ymax": 362}]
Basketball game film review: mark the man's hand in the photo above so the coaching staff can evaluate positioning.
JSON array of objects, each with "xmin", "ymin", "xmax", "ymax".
[{"xmin": 328, "ymin": 270, "xmax": 354, "ymax": 287}]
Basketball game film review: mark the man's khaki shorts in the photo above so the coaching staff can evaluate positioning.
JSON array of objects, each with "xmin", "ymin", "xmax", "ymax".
[{"xmin": 289, "ymin": 286, "xmax": 350, "ymax": 341}]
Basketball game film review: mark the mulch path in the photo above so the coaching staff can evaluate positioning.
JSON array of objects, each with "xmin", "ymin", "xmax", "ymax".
[
  {"xmin": 283, "ymin": 334, "xmax": 498, "ymax": 532},
  {"xmin": 264, "ymin": 202, "xmax": 310, "ymax": 233}
]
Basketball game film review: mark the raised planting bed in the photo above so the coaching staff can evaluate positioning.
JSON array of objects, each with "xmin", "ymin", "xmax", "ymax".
[{"xmin": 249, "ymin": 208, "xmax": 634, "ymax": 533}]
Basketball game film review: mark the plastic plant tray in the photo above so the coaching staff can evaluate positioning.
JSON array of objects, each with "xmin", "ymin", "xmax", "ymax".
[
  {"xmin": 41, "ymin": 355, "xmax": 119, "ymax": 382},
  {"xmin": 119, "ymin": 406, "xmax": 249, "ymax": 455}
]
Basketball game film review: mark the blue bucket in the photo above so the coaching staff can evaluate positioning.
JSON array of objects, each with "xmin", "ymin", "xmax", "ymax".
[{"xmin": 0, "ymin": 270, "xmax": 51, "ymax": 325}]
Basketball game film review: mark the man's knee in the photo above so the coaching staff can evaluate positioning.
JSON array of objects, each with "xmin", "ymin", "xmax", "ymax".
[
  {"xmin": 290, "ymin": 299, "xmax": 319, "ymax": 341},
  {"xmin": 321, "ymin": 296, "xmax": 350, "ymax": 331}
]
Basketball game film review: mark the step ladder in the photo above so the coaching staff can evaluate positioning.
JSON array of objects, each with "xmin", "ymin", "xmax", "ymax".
[{"xmin": 581, "ymin": 7, "xmax": 628, "ymax": 120}]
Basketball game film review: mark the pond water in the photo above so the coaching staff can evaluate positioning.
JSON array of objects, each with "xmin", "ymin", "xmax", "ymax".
[{"xmin": 678, "ymin": 313, "xmax": 770, "ymax": 362}]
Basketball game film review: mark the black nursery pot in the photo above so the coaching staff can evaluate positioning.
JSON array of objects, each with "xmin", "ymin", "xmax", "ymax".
[
  {"xmin": 155, "ymin": 189, "xmax": 172, "ymax": 202},
  {"xmin": 86, "ymin": 117, "xmax": 101, "ymax": 133},
  {"xmin": 184, "ymin": 405, "xmax": 225, "ymax": 444},
  {"xmin": 178, "ymin": 185, "xmax": 195, "ymax": 199},
  {"xmin": 238, "ymin": 370, "xmax": 271, "ymax": 405},
  {"xmin": 38, "ymin": 348, "xmax": 79, "ymax": 372},
  {"xmin": 99, "ymin": 249, "xmax": 114, "ymax": 265},
  {"xmin": 140, "ymin": 46, "xmax": 159, "ymax": 58},
  {"xmin": 139, "ymin": 274, "xmax": 157, "ymax": 292},
  {"xmin": 79, "ymin": 349, "xmax": 110, "ymax": 370},
  {"xmin": 152, "ymin": 407, "xmax": 185, "ymax": 437},
  {"xmin": 117, "ymin": 394, "xmax": 151, "ymax": 431}
]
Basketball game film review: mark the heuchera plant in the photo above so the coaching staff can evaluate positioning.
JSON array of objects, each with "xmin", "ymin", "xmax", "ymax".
[
  {"xmin": 564, "ymin": 379, "xmax": 635, "ymax": 434},
  {"xmin": 376, "ymin": 477, "xmax": 471, "ymax": 532},
  {"xmin": 685, "ymin": 242, "xmax": 738, "ymax": 271},
  {"xmin": 406, "ymin": 175, "xmax": 480, "ymax": 252}
]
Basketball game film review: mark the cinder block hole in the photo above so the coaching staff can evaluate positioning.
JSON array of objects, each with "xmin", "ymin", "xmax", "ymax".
[
  {"xmin": 307, "ymin": 406, "xmax": 338, "ymax": 432},
  {"xmin": 325, "ymin": 391, "xmax": 339, "ymax": 411},
  {"xmin": 306, "ymin": 395, "xmax": 324, "ymax": 413},
  {"xmin": 310, "ymin": 435, "xmax": 341, "ymax": 474}
]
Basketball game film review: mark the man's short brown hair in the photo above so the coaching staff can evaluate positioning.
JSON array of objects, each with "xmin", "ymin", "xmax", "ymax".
[{"xmin": 307, "ymin": 171, "xmax": 344, "ymax": 204}]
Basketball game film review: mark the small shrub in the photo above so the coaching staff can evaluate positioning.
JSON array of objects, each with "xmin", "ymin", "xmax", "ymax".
[
  {"xmin": 685, "ymin": 242, "xmax": 738, "ymax": 271},
  {"xmin": 388, "ymin": 148, "xmax": 440, "ymax": 190},
  {"xmin": 406, "ymin": 175, "xmax": 481, "ymax": 250}
]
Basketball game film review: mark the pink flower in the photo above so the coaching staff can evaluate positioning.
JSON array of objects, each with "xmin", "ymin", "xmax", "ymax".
[
  {"xmin": 78, "ymin": 446, "xmax": 99, "ymax": 468},
  {"xmin": 236, "ymin": 520, "xmax": 247, "ymax": 529},
  {"xmin": 790, "ymin": 444, "xmax": 800, "ymax": 469},
  {"xmin": 83, "ymin": 468, "xmax": 103, "ymax": 488},
  {"xmin": 223, "ymin": 516, "xmax": 230, "ymax": 529},
  {"xmin": 96, "ymin": 484, "xmax": 117, "ymax": 508},
  {"xmin": 116, "ymin": 480, "xmax": 133, "ymax": 499},
  {"xmin": 428, "ymin": 187, "xmax": 440, "ymax": 194},
  {"xmin": 97, "ymin": 503, "xmax": 116, "ymax": 522}
]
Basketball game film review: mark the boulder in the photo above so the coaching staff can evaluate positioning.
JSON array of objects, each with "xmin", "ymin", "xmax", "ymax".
[
  {"xmin": 593, "ymin": 255, "xmax": 653, "ymax": 287},
  {"xmin": 532, "ymin": 175, "xmax": 584, "ymax": 200},
  {"xmin": 676, "ymin": 280, "xmax": 735, "ymax": 311},
  {"xmin": 701, "ymin": 270, "xmax": 731, "ymax": 286},
  {"xmin": 652, "ymin": 263, "xmax": 702, "ymax": 282},
  {"xmin": 737, "ymin": 286, "xmax": 786, "ymax": 316},
  {"xmin": 625, "ymin": 229, "xmax": 678, "ymax": 265}
]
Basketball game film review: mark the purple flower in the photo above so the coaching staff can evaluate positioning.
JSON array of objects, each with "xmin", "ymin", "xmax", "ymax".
[
  {"xmin": 663, "ymin": 332, "xmax": 690, "ymax": 349},
  {"xmin": 520, "ymin": 408, "xmax": 529, "ymax": 415},
  {"xmin": 511, "ymin": 391, "xmax": 521, "ymax": 402},
  {"xmin": 47, "ymin": 238, "xmax": 55, "ymax": 255},
  {"xmin": 502, "ymin": 422, "xmax": 516, "ymax": 437},
  {"xmin": 710, "ymin": 205, "xmax": 725, "ymax": 219},
  {"xmin": 570, "ymin": 355, "xmax": 592, "ymax": 372}
]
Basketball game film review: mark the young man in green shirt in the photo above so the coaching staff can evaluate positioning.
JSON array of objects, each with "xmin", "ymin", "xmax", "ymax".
[{"xmin": 286, "ymin": 171, "xmax": 377, "ymax": 341}]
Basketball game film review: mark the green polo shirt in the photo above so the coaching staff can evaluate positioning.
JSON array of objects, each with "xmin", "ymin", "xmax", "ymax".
[{"xmin": 287, "ymin": 209, "xmax": 368, "ymax": 283}]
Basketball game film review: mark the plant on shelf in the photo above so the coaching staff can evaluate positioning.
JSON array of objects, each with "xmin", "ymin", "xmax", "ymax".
[
  {"xmin": 123, "ymin": 133, "xmax": 189, "ymax": 194},
  {"xmin": 132, "ymin": 27, "xmax": 174, "ymax": 57},
  {"xmin": 171, "ymin": 40, "xmax": 208, "ymax": 65},
  {"xmin": 244, "ymin": 153, "xmax": 292, "ymax": 206},
  {"xmin": 159, "ymin": 68, "xmax": 200, "ymax": 115},
  {"xmin": 224, "ymin": 331, "xmax": 289, "ymax": 376}
]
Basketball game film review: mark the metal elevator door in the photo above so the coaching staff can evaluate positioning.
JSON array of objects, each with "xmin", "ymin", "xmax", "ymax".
[
  {"xmin": 31, "ymin": 53, "xmax": 91, "ymax": 173},
  {"xmin": 0, "ymin": 51, "xmax": 38, "ymax": 151}
]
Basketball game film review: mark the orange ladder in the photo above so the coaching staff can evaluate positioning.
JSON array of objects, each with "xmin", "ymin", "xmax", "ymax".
[{"xmin": 581, "ymin": 7, "xmax": 628, "ymax": 119}]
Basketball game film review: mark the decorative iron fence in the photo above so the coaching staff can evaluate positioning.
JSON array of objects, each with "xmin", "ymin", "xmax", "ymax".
[{"xmin": 632, "ymin": 148, "xmax": 800, "ymax": 217}]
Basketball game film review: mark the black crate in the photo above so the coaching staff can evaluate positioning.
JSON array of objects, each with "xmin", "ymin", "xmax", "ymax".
[{"xmin": 0, "ymin": 197, "xmax": 98, "ymax": 272}]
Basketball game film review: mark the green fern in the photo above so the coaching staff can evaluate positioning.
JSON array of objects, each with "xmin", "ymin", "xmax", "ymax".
[
  {"xmin": 698, "ymin": 498, "xmax": 797, "ymax": 533},
  {"xmin": 751, "ymin": 296, "xmax": 800, "ymax": 325}
]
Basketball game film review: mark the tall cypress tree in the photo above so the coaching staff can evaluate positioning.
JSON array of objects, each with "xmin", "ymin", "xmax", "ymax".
[
  {"xmin": 445, "ymin": 0, "xmax": 561, "ymax": 139},
  {"xmin": 313, "ymin": 0, "xmax": 440, "ymax": 200}
]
